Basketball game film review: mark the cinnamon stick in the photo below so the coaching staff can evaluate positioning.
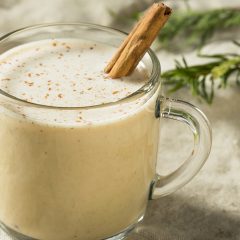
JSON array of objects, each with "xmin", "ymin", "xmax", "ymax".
[{"xmin": 104, "ymin": 2, "xmax": 172, "ymax": 78}]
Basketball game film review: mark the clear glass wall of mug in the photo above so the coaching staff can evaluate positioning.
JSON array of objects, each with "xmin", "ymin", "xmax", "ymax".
[{"xmin": 0, "ymin": 23, "xmax": 211, "ymax": 240}]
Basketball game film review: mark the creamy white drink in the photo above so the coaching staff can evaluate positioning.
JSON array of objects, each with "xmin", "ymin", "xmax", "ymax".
[{"xmin": 0, "ymin": 38, "xmax": 160, "ymax": 240}]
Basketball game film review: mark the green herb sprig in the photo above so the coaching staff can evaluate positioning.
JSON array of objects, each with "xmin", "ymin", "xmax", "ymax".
[
  {"xmin": 159, "ymin": 8, "xmax": 240, "ymax": 51},
  {"xmin": 162, "ymin": 41, "xmax": 240, "ymax": 103},
  {"xmin": 130, "ymin": 8, "xmax": 240, "ymax": 52}
]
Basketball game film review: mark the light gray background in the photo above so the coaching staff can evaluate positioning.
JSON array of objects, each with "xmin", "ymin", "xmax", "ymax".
[{"xmin": 0, "ymin": 1, "xmax": 239, "ymax": 240}]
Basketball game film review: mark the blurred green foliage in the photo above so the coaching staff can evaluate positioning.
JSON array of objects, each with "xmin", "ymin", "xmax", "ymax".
[{"xmin": 162, "ymin": 41, "xmax": 240, "ymax": 103}]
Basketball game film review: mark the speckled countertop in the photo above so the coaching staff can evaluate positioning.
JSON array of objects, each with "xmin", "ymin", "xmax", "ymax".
[{"xmin": 0, "ymin": 1, "xmax": 239, "ymax": 240}]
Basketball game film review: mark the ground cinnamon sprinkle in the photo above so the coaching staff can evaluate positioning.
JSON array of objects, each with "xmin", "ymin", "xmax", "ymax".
[
  {"xmin": 0, "ymin": 39, "xmax": 147, "ymax": 110},
  {"xmin": 24, "ymin": 81, "xmax": 34, "ymax": 87}
]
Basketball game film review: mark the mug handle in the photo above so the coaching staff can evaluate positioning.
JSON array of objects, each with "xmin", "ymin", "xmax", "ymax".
[{"xmin": 150, "ymin": 97, "xmax": 212, "ymax": 199}]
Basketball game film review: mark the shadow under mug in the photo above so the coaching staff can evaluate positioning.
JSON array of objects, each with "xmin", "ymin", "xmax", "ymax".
[{"xmin": 0, "ymin": 23, "xmax": 212, "ymax": 240}]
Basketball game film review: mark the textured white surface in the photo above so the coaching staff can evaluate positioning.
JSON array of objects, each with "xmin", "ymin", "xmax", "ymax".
[
  {"xmin": 0, "ymin": 230, "xmax": 8, "ymax": 240},
  {"xmin": 0, "ymin": 1, "xmax": 240, "ymax": 240}
]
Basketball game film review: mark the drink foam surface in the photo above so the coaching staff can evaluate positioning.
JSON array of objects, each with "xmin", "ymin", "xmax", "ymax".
[{"xmin": 0, "ymin": 39, "xmax": 149, "ymax": 107}]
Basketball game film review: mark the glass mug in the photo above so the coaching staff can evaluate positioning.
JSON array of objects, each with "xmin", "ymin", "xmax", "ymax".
[{"xmin": 0, "ymin": 23, "xmax": 211, "ymax": 240}]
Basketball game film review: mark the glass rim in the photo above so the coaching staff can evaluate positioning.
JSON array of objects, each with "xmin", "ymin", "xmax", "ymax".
[{"xmin": 0, "ymin": 22, "xmax": 161, "ymax": 110}]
